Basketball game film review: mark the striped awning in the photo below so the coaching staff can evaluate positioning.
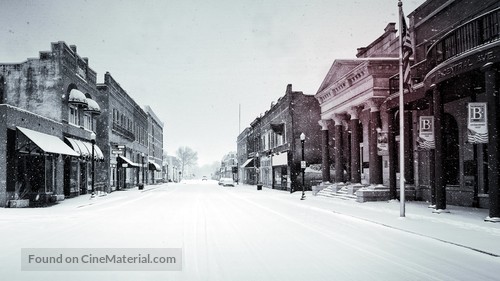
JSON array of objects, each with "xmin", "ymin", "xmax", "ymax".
[{"xmin": 65, "ymin": 137, "xmax": 104, "ymax": 161}]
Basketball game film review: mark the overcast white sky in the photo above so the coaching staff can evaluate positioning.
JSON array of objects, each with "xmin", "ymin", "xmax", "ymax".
[{"xmin": 1, "ymin": 0, "xmax": 424, "ymax": 165}]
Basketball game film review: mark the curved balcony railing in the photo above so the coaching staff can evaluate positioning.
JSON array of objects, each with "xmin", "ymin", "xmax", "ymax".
[
  {"xmin": 112, "ymin": 122, "xmax": 135, "ymax": 141},
  {"xmin": 426, "ymin": 7, "xmax": 500, "ymax": 70}
]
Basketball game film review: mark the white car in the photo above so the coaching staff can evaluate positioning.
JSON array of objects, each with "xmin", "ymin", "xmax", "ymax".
[{"xmin": 219, "ymin": 177, "xmax": 235, "ymax": 187}]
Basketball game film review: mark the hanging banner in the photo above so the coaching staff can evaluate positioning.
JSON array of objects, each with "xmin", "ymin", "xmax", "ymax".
[
  {"xmin": 467, "ymin": 102, "xmax": 488, "ymax": 143},
  {"xmin": 377, "ymin": 131, "xmax": 389, "ymax": 156},
  {"xmin": 417, "ymin": 116, "xmax": 435, "ymax": 150}
]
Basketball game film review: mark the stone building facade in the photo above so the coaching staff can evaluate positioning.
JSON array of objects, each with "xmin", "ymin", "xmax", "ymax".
[{"xmin": 315, "ymin": 24, "xmax": 400, "ymax": 198}]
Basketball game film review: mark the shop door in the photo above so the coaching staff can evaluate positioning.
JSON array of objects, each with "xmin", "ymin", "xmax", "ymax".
[{"xmin": 280, "ymin": 166, "xmax": 288, "ymax": 190}]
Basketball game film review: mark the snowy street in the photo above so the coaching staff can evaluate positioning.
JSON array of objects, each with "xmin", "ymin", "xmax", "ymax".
[{"xmin": 2, "ymin": 180, "xmax": 500, "ymax": 281}]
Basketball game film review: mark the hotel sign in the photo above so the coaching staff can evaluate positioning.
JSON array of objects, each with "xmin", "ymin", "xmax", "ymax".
[
  {"xmin": 417, "ymin": 116, "xmax": 435, "ymax": 150},
  {"xmin": 467, "ymin": 103, "xmax": 488, "ymax": 143},
  {"xmin": 425, "ymin": 46, "xmax": 500, "ymax": 88}
]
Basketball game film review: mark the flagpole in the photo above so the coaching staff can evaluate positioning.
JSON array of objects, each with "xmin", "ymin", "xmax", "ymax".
[{"xmin": 398, "ymin": 0, "xmax": 406, "ymax": 217}]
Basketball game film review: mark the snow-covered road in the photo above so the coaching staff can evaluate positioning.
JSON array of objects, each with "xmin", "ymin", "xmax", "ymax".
[{"xmin": 1, "ymin": 180, "xmax": 499, "ymax": 281}]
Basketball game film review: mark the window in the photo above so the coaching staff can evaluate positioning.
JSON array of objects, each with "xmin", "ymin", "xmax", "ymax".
[
  {"xmin": 83, "ymin": 113, "xmax": 92, "ymax": 130},
  {"xmin": 45, "ymin": 156, "xmax": 55, "ymax": 193},
  {"xmin": 0, "ymin": 76, "xmax": 4, "ymax": 104},
  {"xmin": 69, "ymin": 105, "xmax": 78, "ymax": 125}
]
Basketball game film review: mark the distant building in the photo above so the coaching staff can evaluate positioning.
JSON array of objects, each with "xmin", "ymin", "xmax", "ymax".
[
  {"xmin": 144, "ymin": 105, "xmax": 164, "ymax": 184},
  {"xmin": 164, "ymin": 155, "xmax": 181, "ymax": 182},
  {"xmin": 220, "ymin": 152, "xmax": 237, "ymax": 180},
  {"xmin": 237, "ymin": 127, "xmax": 253, "ymax": 184}
]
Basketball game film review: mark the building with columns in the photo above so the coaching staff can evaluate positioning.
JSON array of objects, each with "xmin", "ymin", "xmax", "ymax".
[
  {"xmin": 316, "ymin": 0, "xmax": 500, "ymax": 221},
  {"xmin": 315, "ymin": 23, "xmax": 400, "ymax": 197}
]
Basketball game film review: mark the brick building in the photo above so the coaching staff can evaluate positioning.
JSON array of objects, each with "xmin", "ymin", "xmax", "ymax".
[
  {"xmin": 385, "ymin": 0, "xmax": 500, "ymax": 220},
  {"xmin": 0, "ymin": 42, "xmax": 104, "ymax": 206},
  {"xmin": 0, "ymin": 41, "xmax": 165, "ymax": 207},
  {"xmin": 144, "ymin": 105, "xmax": 164, "ymax": 184},
  {"xmin": 96, "ymin": 72, "xmax": 148, "ymax": 191},
  {"xmin": 238, "ymin": 84, "xmax": 322, "ymax": 192}
]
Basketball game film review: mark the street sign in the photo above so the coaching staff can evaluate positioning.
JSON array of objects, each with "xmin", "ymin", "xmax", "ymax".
[
  {"xmin": 122, "ymin": 164, "xmax": 128, "ymax": 168},
  {"xmin": 301, "ymin": 161, "xmax": 306, "ymax": 169},
  {"xmin": 112, "ymin": 150, "xmax": 123, "ymax": 155},
  {"xmin": 117, "ymin": 145, "xmax": 125, "ymax": 149}
]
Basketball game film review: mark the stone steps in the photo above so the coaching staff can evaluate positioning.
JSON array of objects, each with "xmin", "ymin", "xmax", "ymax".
[
  {"xmin": 316, "ymin": 185, "xmax": 357, "ymax": 201},
  {"xmin": 315, "ymin": 183, "xmax": 394, "ymax": 202}
]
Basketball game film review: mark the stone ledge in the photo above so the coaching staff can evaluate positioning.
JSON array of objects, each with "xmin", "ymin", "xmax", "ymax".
[
  {"xmin": 348, "ymin": 184, "xmax": 365, "ymax": 195},
  {"xmin": 7, "ymin": 199, "xmax": 30, "ymax": 208},
  {"xmin": 356, "ymin": 189, "xmax": 390, "ymax": 203}
]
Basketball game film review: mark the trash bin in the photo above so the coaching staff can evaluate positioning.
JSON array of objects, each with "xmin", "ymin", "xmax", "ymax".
[
  {"xmin": 138, "ymin": 183, "xmax": 144, "ymax": 190},
  {"xmin": 257, "ymin": 184, "xmax": 262, "ymax": 190}
]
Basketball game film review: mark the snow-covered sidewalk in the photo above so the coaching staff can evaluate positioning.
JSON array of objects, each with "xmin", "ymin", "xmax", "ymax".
[{"xmin": 237, "ymin": 184, "xmax": 500, "ymax": 257}]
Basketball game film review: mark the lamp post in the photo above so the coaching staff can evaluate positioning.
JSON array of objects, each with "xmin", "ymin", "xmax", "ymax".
[
  {"xmin": 90, "ymin": 132, "xmax": 96, "ymax": 198},
  {"xmin": 255, "ymin": 152, "xmax": 262, "ymax": 190},
  {"xmin": 300, "ymin": 132, "xmax": 306, "ymax": 200},
  {"xmin": 256, "ymin": 152, "xmax": 260, "ymax": 184},
  {"xmin": 141, "ymin": 153, "xmax": 145, "ymax": 185}
]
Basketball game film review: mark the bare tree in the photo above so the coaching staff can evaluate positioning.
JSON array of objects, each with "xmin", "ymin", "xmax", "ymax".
[{"xmin": 176, "ymin": 146, "xmax": 198, "ymax": 177}]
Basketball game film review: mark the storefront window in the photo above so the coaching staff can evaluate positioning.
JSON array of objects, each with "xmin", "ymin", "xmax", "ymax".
[
  {"xmin": 70, "ymin": 159, "xmax": 79, "ymax": 194},
  {"xmin": 45, "ymin": 156, "xmax": 55, "ymax": 193},
  {"xmin": 16, "ymin": 154, "xmax": 46, "ymax": 198}
]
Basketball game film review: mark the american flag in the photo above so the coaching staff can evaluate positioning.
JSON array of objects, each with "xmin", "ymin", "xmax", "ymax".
[{"xmin": 400, "ymin": 8, "xmax": 413, "ymax": 92}]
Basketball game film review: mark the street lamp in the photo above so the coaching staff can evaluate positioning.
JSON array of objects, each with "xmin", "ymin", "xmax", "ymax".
[
  {"xmin": 90, "ymin": 132, "xmax": 96, "ymax": 198},
  {"xmin": 300, "ymin": 132, "xmax": 306, "ymax": 200},
  {"xmin": 141, "ymin": 153, "xmax": 145, "ymax": 185},
  {"xmin": 256, "ymin": 152, "xmax": 259, "ymax": 183}
]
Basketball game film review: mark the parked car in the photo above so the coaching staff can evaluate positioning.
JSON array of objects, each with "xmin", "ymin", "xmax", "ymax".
[
  {"xmin": 219, "ymin": 177, "xmax": 235, "ymax": 187},
  {"xmin": 202, "ymin": 176, "xmax": 207, "ymax": 181}
]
